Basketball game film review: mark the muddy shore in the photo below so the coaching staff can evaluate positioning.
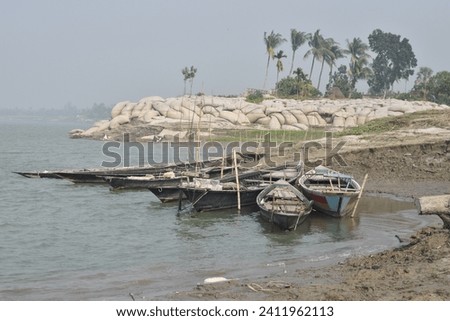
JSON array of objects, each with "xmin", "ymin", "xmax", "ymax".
[{"xmin": 169, "ymin": 117, "xmax": 450, "ymax": 301}]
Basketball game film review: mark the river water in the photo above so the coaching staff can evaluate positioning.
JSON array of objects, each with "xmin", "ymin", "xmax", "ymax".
[{"xmin": 0, "ymin": 117, "xmax": 439, "ymax": 300}]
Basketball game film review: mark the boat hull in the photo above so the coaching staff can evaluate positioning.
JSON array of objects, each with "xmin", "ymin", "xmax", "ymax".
[
  {"xmin": 257, "ymin": 181, "xmax": 312, "ymax": 230},
  {"xmin": 54, "ymin": 167, "xmax": 171, "ymax": 183},
  {"xmin": 298, "ymin": 166, "xmax": 361, "ymax": 217},
  {"xmin": 148, "ymin": 186, "xmax": 186, "ymax": 203},
  {"xmin": 181, "ymin": 188, "xmax": 263, "ymax": 212},
  {"xmin": 300, "ymin": 188, "xmax": 359, "ymax": 217},
  {"xmin": 259, "ymin": 208, "xmax": 309, "ymax": 230},
  {"xmin": 106, "ymin": 176, "xmax": 184, "ymax": 190},
  {"xmin": 180, "ymin": 162, "xmax": 305, "ymax": 212}
]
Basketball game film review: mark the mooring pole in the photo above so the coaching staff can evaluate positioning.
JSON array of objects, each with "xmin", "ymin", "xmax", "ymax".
[
  {"xmin": 351, "ymin": 173, "xmax": 368, "ymax": 218},
  {"xmin": 177, "ymin": 189, "xmax": 184, "ymax": 213},
  {"xmin": 233, "ymin": 149, "xmax": 241, "ymax": 211},
  {"xmin": 220, "ymin": 151, "xmax": 225, "ymax": 179}
]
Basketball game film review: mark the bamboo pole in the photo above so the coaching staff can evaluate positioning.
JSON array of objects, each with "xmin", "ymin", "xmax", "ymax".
[
  {"xmin": 351, "ymin": 173, "xmax": 368, "ymax": 218},
  {"xmin": 233, "ymin": 149, "xmax": 241, "ymax": 211},
  {"xmin": 220, "ymin": 150, "xmax": 225, "ymax": 179}
]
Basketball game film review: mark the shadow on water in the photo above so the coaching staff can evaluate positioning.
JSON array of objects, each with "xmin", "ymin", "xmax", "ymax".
[
  {"xmin": 171, "ymin": 194, "xmax": 418, "ymax": 250},
  {"xmin": 359, "ymin": 192, "xmax": 415, "ymax": 213},
  {"xmin": 246, "ymin": 195, "xmax": 411, "ymax": 246}
]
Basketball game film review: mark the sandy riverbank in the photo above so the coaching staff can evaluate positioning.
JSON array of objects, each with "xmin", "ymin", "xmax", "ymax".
[{"xmin": 168, "ymin": 110, "xmax": 450, "ymax": 301}]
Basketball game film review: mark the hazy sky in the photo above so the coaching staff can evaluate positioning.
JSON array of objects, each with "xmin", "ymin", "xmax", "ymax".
[{"xmin": 1, "ymin": 0, "xmax": 449, "ymax": 110}]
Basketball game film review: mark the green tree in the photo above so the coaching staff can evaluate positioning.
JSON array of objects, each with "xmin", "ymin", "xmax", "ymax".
[
  {"xmin": 317, "ymin": 37, "xmax": 338, "ymax": 90},
  {"xmin": 274, "ymin": 50, "xmax": 287, "ymax": 85},
  {"xmin": 427, "ymin": 71, "xmax": 450, "ymax": 105},
  {"xmin": 188, "ymin": 66, "xmax": 197, "ymax": 96},
  {"xmin": 293, "ymin": 67, "xmax": 308, "ymax": 80},
  {"xmin": 289, "ymin": 29, "xmax": 309, "ymax": 75},
  {"xmin": 181, "ymin": 67, "xmax": 190, "ymax": 95},
  {"xmin": 276, "ymin": 77, "xmax": 299, "ymax": 97},
  {"xmin": 245, "ymin": 90, "xmax": 264, "ymax": 103},
  {"xmin": 276, "ymin": 68, "xmax": 320, "ymax": 99},
  {"xmin": 344, "ymin": 37, "xmax": 372, "ymax": 98},
  {"xmin": 368, "ymin": 29, "xmax": 417, "ymax": 98},
  {"xmin": 413, "ymin": 67, "xmax": 433, "ymax": 100},
  {"xmin": 182, "ymin": 66, "xmax": 197, "ymax": 96},
  {"xmin": 327, "ymin": 43, "xmax": 345, "ymax": 79},
  {"xmin": 304, "ymin": 29, "xmax": 327, "ymax": 83},
  {"xmin": 327, "ymin": 65, "xmax": 352, "ymax": 98},
  {"xmin": 263, "ymin": 31, "xmax": 286, "ymax": 89},
  {"xmin": 293, "ymin": 67, "xmax": 319, "ymax": 98}
]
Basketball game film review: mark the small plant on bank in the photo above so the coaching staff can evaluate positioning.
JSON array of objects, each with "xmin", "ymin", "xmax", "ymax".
[{"xmin": 246, "ymin": 90, "xmax": 264, "ymax": 103}]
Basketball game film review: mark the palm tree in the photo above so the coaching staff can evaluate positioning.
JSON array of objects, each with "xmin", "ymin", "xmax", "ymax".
[
  {"xmin": 327, "ymin": 44, "xmax": 345, "ymax": 79},
  {"xmin": 188, "ymin": 66, "xmax": 197, "ymax": 96},
  {"xmin": 182, "ymin": 66, "xmax": 197, "ymax": 96},
  {"xmin": 317, "ymin": 38, "xmax": 336, "ymax": 90},
  {"xmin": 274, "ymin": 50, "xmax": 287, "ymax": 84},
  {"xmin": 293, "ymin": 67, "xmax": 308, "ymax": 98},
  {"xmin": 304, "ymin": 29, "xmax": 324, "ymax": 81},
  {"xmin": 181, "ymin": 67, "xmax": 190, "ymax": 95},
  {"xmin": 344, "ymin": 38, "xmax": 371, "ymax": 97},
  {"xmin": 263, "ymin": 31, "xmax": 286, "ymax": 89},
  {"xmin": 289, "ymin": 29, "xmax": 309, "ymax": 75}
]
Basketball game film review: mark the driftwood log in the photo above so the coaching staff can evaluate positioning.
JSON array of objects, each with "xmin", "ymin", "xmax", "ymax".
[{"xmin": 416, "ymin": 195, "xmax": 450, "ymax": 229}]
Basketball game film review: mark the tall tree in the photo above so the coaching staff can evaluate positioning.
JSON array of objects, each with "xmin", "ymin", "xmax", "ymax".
[
  {"xmin": 427, "ymin": 71, "xmax": 450, "ymax": 104},
  {"xmin": 289, "ymin": 29, "xmax": 309, "ymax": 75},
  {"xmin": 327, "ymin": 65, "xmax": 352, "ymax": 97},
  {"xmin": 413, "ymin": 67, "xmax": 433, "ymax": 100},
  {"xmin": 182, "ymin": 66, "xmax": 197, "ymax": 96},
  {"xmin": 263, "ymin": 31, "xmax": 286, "ymax": 89},
  {"xmin": 327, "ymin": 44, "xmax": 345, "ymax": 79},
  {"xmin": 344, "ymin": 37, "xmax": 371, "ymax": 97},
  {"xmin": 304, "ymin": 29, "xmax": 325, "ymax": 81},
  {"xmin": 274, "ymin": 50, "xmax": 287, "ymax": 85},
  {"xmin": 181, "ymin": 67, "xmax": 190, "ymax": 95},
  {"xmin": 368, "ymin": 29, "xmax": 417, "ymax": 98},
  {"xmin": 316, "ymin": 37, "xmax": 337, "ymax": 90},
  {"xmin": 293, "ymin": 67, "xmax": 309, "ymax": 98},
  {"xmin": 188, "ymin": 66, "xmax": 197, "ymax": 96}
]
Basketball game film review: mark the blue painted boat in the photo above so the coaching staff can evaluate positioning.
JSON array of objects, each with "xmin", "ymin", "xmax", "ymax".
[{"xmin": 298, "ymin": 166, "xmax": 361, "ymax": 218}]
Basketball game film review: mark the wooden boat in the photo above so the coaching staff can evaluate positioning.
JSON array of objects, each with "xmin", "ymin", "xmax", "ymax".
[
  {"xmin": 257, "ymin": 180, "xmax": 313, "ymax": 230},
  {"xmin": 105, "ymin": 165, "xmax": 234, "ymax": 191},
  {"xmin": 146, "ymin": 166, "xmax": 237, "ymax": 202},
  {"xmin": 16, "ymin": 160, "xmax": 217, "ymax": 184},
  {"xmin": 15, "ymin": 165, "xmax": 178, "ymax": 183},
  {"xmin": 149, "ymin": 184, "xmax": 187, "ymax": 203},
  {"xmin": 105, "ymin": 173, "xmax": 186, "ymax": 190},
  {"xmin": 297, "ymin": 166, "xmax": 361, "ymax": 217},
  {"xmin": 13, "ymin": 152, "xmax": 258, "ymax": 184},
  {"xmin": 13, "ymin": 171, "xmax": 62, "ymax": 179},
  {"xmin": 179, "ymin": 163, "xmax": 304, "ymax": 212}
]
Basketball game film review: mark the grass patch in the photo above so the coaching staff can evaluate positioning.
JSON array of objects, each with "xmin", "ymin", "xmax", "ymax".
[
  {"xmin": 336, "ymin": 117, "xmax": 411, "ymax": 136},
  {"xmin": 337, "ymin": 109, "xmax": 450, "ymax": 136},
  {"xmin": 208, "ymin": 128, "xmax": 326, "ymax": 143}
]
